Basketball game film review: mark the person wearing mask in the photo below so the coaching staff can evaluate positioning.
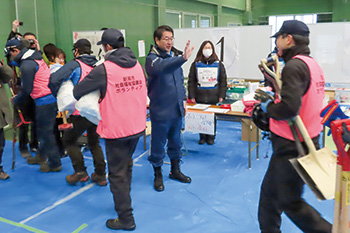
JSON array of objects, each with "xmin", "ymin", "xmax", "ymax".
[
  {"xmin": 145, "ymin": 25, "xmax": 194, "ymax": 192},
  {"xmin": 73, "ymin": 29, "xmax": 147, "ymax": 231},
  {"xmin": 6, "ymin": 37, "xmax": 62, "ymax": 172},
  {"xmin": 49, "ymin": 39, "xmax": 106, "ymax": 186},
  {"xmin": 187, "ymin": 40, "xmax": 227, "ymax": 145},
  {"xmin": 0, "ymin": 61, "xmax": 14, "ymax": 179},
  {"xmin": 256, "ymin": 20, "xmax": 332, "ymax": 233}
]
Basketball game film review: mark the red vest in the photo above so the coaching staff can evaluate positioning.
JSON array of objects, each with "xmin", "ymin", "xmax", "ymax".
[
  {"xmin": 72, "ymin": 60, "xmax": 94, "ymax": 116},
  {"xmin": 270, "ymin": 55, "xmax": 325, "ymax": 141},
  {"xmin": 31, "ymin": 59, "xmax": 52, "ymax": 99},
  {"xmin": 97, "ymin": 60, "xmax": 147, "ymax": 139}
]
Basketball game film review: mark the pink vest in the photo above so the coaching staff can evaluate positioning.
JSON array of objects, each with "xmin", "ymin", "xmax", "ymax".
[
  {"xmin": 270, "ymin": 55, "xmax": 325, "ymax": 141},
  {"xmin": 72, "ymin": 60, "xmax": 94, "ymax": 116},
  {"xmin": 97, "ymin": 60, "xmax": 147, "ymax": 139},
  {"xmin": 30, "ymin": 59, "xmax": 52, "ymax": 99}
]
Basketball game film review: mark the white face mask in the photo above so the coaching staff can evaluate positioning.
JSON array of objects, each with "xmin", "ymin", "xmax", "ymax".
[{"xmin": 202, "ymin": 49, "xmax": 213, "ymax": 58}]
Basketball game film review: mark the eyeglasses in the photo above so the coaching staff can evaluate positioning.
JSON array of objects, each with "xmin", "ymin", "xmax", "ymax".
[
  {"xmin": 4, "ymin": 46, "xmax": 17, "ymax": 54},
  {"xmin": 161, "ymin": 37, "xmax": 175, "ymax": 42}
]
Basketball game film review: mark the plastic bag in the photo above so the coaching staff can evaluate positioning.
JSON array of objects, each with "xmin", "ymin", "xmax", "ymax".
[
  {"xmin": 56, "ymin": 80, "xmax": 76, "ymax": 114},
  {"xmin": 75, "ymin": 90, "xmax": 101, "ymax": 125}
]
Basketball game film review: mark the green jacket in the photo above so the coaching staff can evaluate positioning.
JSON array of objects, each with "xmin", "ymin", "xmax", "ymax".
[{"xmin": 0, "ymin": 64, "xmax": 13, "ymax": 128}]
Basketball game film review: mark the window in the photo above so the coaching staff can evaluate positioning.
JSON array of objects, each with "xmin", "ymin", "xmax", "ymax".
[
  {"xmin": 166, "ymin": 11, "xmax": 212, "ymax": 28},
  {"xmin": 200, "ymin": 16, "xmax": 211, "ymax": 28},
  {"xmin": 166, "ymin": 11, "xmax": 181, "ymax": 29},
  {"xmin": 184, "ymin": 14, "xmax": 198, "ymax": 28}
]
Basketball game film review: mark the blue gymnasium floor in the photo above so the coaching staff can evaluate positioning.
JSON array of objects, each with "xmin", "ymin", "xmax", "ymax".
[{"xmin": 0, "ymin": 120, "xmax": 333, "ymax": 233}]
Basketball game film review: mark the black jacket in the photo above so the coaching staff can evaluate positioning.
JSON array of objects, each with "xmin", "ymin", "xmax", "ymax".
[{"xmin": 187, "ymin": 57, "xmax": 227, "ymax": 105}]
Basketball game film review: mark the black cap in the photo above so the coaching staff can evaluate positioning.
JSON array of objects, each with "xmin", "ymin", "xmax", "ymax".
[
  {"xmin": 271, "ymin": 20, "xmax": 310, "ymax": 38},
  {"xmin": 72, "ymin": 39, "xmax": 93, "ymax": 54},
  {"xmin": 4, "ymin": 37, "xmax": 22, "ymax": 56},
  {"xmin": 97, "ymin": 29, "xmax": 124, "ymax": 48}
]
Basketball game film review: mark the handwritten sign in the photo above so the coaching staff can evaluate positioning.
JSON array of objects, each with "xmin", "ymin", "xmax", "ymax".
[{"xmin": 185, "ymin": 111, "xmax": 215, "ymax": 135}]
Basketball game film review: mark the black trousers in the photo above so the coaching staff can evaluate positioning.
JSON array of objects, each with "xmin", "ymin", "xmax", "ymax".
[
  {"xmin": 35, "ymin": 103, "xmax": 61, "ymax": 168},
  {"xmin": 258, "ymin": 134, "xmax": 332, "ymax": 233},
  {"xmin": 63, "ymin": 115, "xmax": 105, "ymax": 175},
  {"xmin": 105, "ymin": 136, "xmax": 140, "ymax": 223},
  {"xmin": 19, "ymin": 122, "xmax": 38, "ymax": 152}
]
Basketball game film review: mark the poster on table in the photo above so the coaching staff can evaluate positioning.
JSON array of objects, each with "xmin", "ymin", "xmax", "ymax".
[{"xmin": 185, "ymin": 110, "xmax": 215, "ymax": 135}]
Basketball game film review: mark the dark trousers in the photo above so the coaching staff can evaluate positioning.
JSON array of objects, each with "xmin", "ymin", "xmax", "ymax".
[
  {"xmin": 105, "ymin": 136, "xmax": 140, "ymax": 223},
  {"xmin": 0, "ymin": 128, "xmax": 4, "ymax": 167},
  {"xmin": 63, "ymin": 115, "xmax": 105, "ymax": 175},
  {"xmin": 258, "ymin": 136, "xmax": 332, "ymax": 233},
  {"xmin": 36, "ymin": 103, "xmax": 61, "ymax": 168},
  {"xmin": 148, "ymin": 117, "xmax": 183, "ymax": 167},
  {"xmin": 19, "ymin": 122, "xmax": 38, "ymax": 152}
]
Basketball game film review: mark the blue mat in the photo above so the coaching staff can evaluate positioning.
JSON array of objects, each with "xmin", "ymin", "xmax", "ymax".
[{"xmin": 0, "ymin": 120, "xmax": 333, "ymax": 232}]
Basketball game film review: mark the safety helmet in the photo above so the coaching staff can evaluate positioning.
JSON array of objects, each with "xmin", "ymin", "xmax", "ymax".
[{"xmin": 251, "ymin": 103, "xmax": 270, "ymax": 131}]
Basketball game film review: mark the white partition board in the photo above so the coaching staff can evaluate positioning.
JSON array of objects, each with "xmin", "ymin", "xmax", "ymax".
[
  {"xmin": 174, "ymin": 25, "xmax": 272, "ymax": 79},
  {"xmin": 308, "ymin": 22, "xmax": 350, "ymax": 83}
]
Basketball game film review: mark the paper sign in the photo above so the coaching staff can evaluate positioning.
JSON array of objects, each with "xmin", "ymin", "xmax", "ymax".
[
  {"xmin": 138, "ymin": 40, "xmax": 145, "ymax": 57},
  {"xmin": 185, "ymin": 111, "xmax": 215, "ymax": 135}
]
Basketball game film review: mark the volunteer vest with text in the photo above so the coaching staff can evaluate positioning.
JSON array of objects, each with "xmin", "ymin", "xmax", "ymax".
[
  {"xmin": 97, "ymin": 60, "xmax": 147, "ymax": 139},
  {"xmin": 270, "ymin": 55, "xmax": 325, "ymax": 141},
  {"xmin": 30, "ymin": 59, "xmax": 52, "ymax": 99},
  {"xmin": 72, "ymin": 60, "xmax": 94, "ymax": 116},
  {"xmin": 196, "ymin": 61, "xmax": 219, "ymax": 88}
]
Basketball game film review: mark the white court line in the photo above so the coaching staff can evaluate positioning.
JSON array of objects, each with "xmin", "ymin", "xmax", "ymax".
[
  {"xmin": 20, "ymin": 183, "xmax": 95, "ymax": 224},
  {"xmin": 21, "ymin": 150, "xmax": 149, "ymax": 224},
  {"xmin": 133, "ymin": 149, "xmax": 149, "ymax": 163}
]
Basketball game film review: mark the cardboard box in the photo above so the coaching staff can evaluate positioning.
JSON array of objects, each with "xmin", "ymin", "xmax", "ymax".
[{"xmin": 241, "ymin": 119, "xmax": 261, "ymax": 142}]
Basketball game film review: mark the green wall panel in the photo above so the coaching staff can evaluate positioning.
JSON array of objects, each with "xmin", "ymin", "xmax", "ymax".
[
  {"xmin": 332, "ymin": 0, "xmax": 350, "ymax": 21},
  {"xmin": 53, "ymin": 0, "xmax": 158, "ymax": 65},
  {"xmin": 167, "ymin": 0, "xmax": 217, "ymax": 15}
]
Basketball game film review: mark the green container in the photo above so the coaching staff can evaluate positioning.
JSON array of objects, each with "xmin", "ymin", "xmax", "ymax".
[{"xmin": 226, "ymin": 86, "xmax": 248, "ymax": 100}]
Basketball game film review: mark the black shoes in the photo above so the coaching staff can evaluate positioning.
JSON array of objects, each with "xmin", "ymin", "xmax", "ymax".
[
  {"xmin": 106, "ymin": 218, "xmax": 136, "ymax": 231},
  {"xmin": 169, "ymin": 170, "xmax": 192, "ymax": 183},
  {"xmin": 169, "ymin": 160, "xmax": 191, "ymax": 183},
  {"xmin": 153, "ymin": 166, "xmax": 164, "ymax": 192},
  {"xmin": 206, "ymin": 135, "xmax": 215, "ymax": 145},
  {"xmin": 198, "ymin": 134, "xmax": 206, "ymax": 144},
  {"xmin": 199, "ymin": 134, "xmax": 215, "ymax": 145}
]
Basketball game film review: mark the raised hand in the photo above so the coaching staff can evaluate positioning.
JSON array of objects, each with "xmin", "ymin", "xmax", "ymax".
[{"xmin": 183, "ymin": 40, "xmax": 194, "ymax": 60}]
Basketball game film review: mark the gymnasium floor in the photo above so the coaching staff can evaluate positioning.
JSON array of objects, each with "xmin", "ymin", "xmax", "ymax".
[{"xmin": 0, "ymin": 120, "xmax": 333, "ymax": 233}]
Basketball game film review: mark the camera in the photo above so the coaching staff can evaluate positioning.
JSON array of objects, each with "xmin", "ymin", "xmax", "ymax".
[
  {"xmin": 28, "ymin": 39, "xmax": 35, "ymax": 45},
  {"xmin": 19, "ymin": 22, "xmax": 23, "ymax": 26}
]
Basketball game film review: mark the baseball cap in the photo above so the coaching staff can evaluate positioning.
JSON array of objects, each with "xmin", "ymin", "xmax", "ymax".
[
  {"xmin": 97, "ymin": 28, "xmax": 124, "ymax": 48},
  {"xmin": 72, "ymin": 39, "xmax": 93, "ymax": 54},
  {"xmin": 4, "ymin": 37, "xmax": 22, "ymax": 56},
  {"xmin": 271, "ymin": 20, "xmax": 310, "ymax": 38}
]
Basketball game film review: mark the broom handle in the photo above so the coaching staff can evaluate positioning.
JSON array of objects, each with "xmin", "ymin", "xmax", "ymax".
[
  {"xmin": 61, "ymin": 111, "xmax": 68, "ymax": 124},
  {"xmin": 293, "ymin": 116, "xmax": 318, "ymax": 154}
]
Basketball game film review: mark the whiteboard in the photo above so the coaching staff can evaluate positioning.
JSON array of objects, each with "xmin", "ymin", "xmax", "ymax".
[
  {"xmin": 72, "ymin": 30, "xmax": 126, "ymax": 60},
  {"xmin": 308, "ymin": 22, "xmax": 350, "ymax": 83},
  {"xmin": 185, "ymin": 111, "xmax": 215, "ymax": 135},
  {"xmin": 174, "ymin": 25, "xmax": 272, "ymax": 79}
]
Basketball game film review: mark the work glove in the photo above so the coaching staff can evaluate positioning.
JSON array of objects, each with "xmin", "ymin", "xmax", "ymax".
[{"xmin": 254, "ymin": 89, "xmax": 275, "ymax": 113}]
